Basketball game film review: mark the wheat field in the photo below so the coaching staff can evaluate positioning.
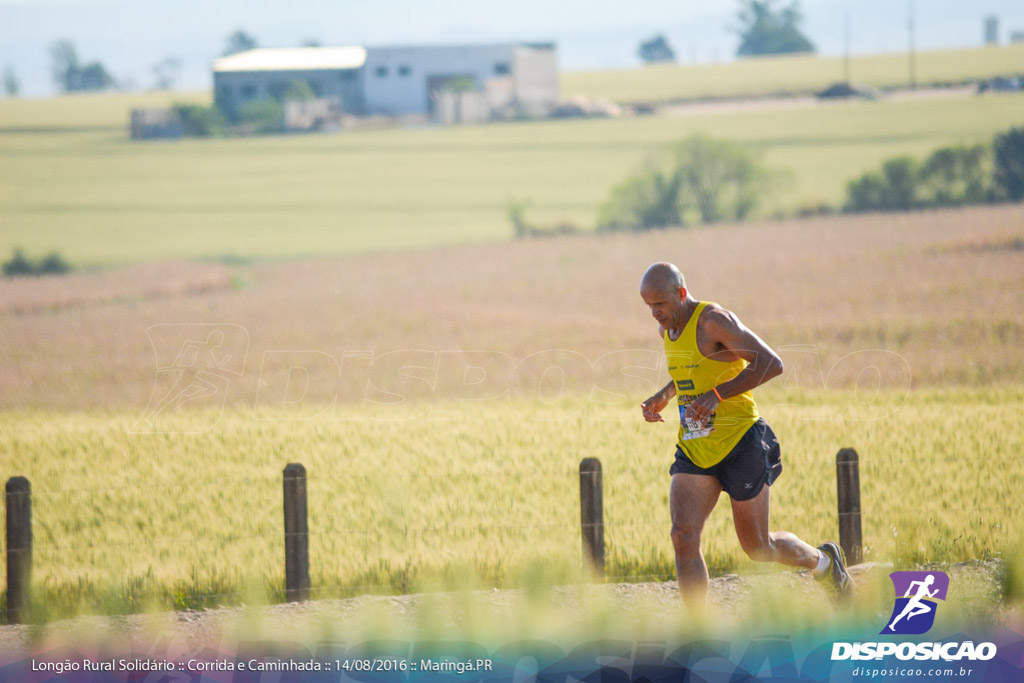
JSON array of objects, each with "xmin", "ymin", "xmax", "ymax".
[{"xmin": 0, "ymin": 387, "xmax": 1021, "ymax": 620}]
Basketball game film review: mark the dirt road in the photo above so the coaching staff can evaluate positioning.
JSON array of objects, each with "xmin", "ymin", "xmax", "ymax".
[{"xmin": 0, "ymin": 560, "xmax": 1007, "ymax": 656}]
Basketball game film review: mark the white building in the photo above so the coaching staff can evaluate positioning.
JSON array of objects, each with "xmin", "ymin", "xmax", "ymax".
[{"xmin": 212, "ymin": 43, "xmax": 559, "ymax": 122}]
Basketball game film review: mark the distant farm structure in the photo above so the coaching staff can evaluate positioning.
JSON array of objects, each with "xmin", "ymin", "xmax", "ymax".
[{"xmin": 212, "ymin": 43, "xmax": 560, "ymax": 125}]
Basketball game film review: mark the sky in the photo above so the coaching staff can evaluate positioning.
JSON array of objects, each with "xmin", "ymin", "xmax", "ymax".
[{"xmin": 1, "ymin": 0, "xmax": 1023, "ymax": 97}]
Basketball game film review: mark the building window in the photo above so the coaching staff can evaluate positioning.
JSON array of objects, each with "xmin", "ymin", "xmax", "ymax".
[
  {"xmin": 240, "ymin": 83, "xmax": 257, "ymax": 99},
  {"xmin": 398, "ymin": 65, "xmax": 411, "ymax": 77},
  {"xmin": 494, "ymin": 62, "xmax": 510, "ymax": 75},
  {"xmin": 376, "ymin": 66, "xmax": 389, "ymax": 78}
]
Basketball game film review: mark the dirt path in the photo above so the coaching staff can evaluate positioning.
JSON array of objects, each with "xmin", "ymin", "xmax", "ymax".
[
  {"xmin": 658, "ymin": 85, "xmax": 976, "ymax": 117},
  {"xmin": 0, "ymin": 561, "xmax": 1006, "ymax": 655}
]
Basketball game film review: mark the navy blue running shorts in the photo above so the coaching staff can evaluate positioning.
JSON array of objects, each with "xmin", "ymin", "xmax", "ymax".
[{"xmin": 669, "ymin": 418, "xmax": 783, "ymax": 501}]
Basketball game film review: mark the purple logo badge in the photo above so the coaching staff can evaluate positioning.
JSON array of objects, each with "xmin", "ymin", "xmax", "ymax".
[{"xmin": 881, "ymin": 571, "xmax": 949, "ymax": 635}]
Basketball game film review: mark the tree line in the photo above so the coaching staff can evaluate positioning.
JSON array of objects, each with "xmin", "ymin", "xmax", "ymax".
[
  {"xmin": 844, "ymin": 130, "xmax": 1024, "ymax": 211},
  {"xmin": 2, "ymin": 29, "xmax": 274, "ymax": 97},
  {"xmin": 560, "ymin": 124, "xmax": 1024, "ymax": 236}
]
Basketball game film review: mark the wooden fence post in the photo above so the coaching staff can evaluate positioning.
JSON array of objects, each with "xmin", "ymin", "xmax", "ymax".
[
  {"xmin": 579, "ymin": 458, "xmax": 605, "ymax": 577},
  {"xmin": 283, "ymin": 463, "xmax": 310, "ymax": 602},
  {"xmin": 836, "ymin": 448, "xmax": 863, "ymax": 566},
  {"xmin": 5, "ymin": 477, "xmax": 32, "ymax": 624}
]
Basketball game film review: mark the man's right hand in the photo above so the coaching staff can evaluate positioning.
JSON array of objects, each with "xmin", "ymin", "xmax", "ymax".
[{"xmin": 641, "ymin": 394, "xmax": 668, "ymax": 422}]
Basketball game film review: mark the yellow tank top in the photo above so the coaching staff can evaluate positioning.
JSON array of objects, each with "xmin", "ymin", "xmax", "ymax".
[{"xmin": 665, "ymin": 301, "xmax": 759, "ymax": 468}]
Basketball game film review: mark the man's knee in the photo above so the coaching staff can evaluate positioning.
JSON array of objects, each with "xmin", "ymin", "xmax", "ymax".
[
  {"xmin": 670, "ymin": 524, "xmax": 701, "ymax": 556},
  {"xmin": 740, "ymin": 536, "xmax": 773, "ymax": 563}
]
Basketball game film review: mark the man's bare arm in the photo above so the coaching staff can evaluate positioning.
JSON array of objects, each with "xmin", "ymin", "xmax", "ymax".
[
  {"xmin": 641, "ymin": 380, "xmax": 676, "ymax": 422},
  {"xmin": 686, "ymin": 307, "xmax": 783, "ymax": 424},
  {"xmin": 704, "ymin": 307, "xmax": 784, "ymax": 399},
  {"xmin": 641, "ymin": 323, "xmax": 675, "ymax": 422}
]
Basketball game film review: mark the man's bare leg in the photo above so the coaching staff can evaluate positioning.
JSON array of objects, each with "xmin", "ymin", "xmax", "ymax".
[
  {"xmin": 730, "ymin": 485, "xmax": 818, "ymax": 568},
  {"xmin": 669, "ymin": 473, "xmax": 723, "ymax": 611}
]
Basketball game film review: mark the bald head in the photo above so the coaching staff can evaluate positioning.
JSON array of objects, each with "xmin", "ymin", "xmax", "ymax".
[
  {"xmin": 640, "ymin": 262, "xmax": 691, "ymax": 330},
  {"xmin": 640, "ymin": 262, "xmax": 686, "ymax": 295}
]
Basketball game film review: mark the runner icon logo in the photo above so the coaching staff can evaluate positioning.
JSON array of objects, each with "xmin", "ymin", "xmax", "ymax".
[{"xmin": 881, "ymin": 571, "xmax": 949, "ymax": 635}]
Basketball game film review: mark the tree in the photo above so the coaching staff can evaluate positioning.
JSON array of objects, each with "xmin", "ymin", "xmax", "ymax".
[
  {"xmin": 50, "ymin": 39, "xmax": 114, "ymax": 92},
  {"xmin": 845, "ymin": 172, "xmax": 887, "ymax": 213},
  {"xmin": 638, "ymin": 35, "xmax": 676, "ymax": 64},
  {"xmin": 224, "ymin": 30, "xmax": 258, "ymax": 56},
  {"xmin": 283, "ymin": 79, "xmax": 316, "ymax": 101},
  {"xmin": 438, "ymin": 75, "xmax": 476, "ymax": 93},
  {"xmin": 675, "ymin": 135, "xmax": 770, "ymax": 222},
  {"xmin": 993, "ymin": 126, "xmax": 1024, "ymax": 201},
  {"xmin": 3, "ymin": 65, "xmax": 19, "ymax": 97},
  {"xmin": 735, "ymin": 0, "xmax": 816, "ymax": 57},
  {"xmin": 598, "ymin": 135, "xmax": 774, "ymax": 231},
  {"xmin": 2, "ymin": 248, "xmax": 71, "ymax": 277},
  {"xmin": 2, "ymin": 249, "xmax": 34, "ymax": 277},
  {"xmin": 236, "ymin": 99, "xmax": 282, "ymax": 134},
  {"xmin": 77, "ymin": 62, "xmax": 115, "ymax": 91},
  {"xmin": 172, "ymin": 103, "xmax": 226, "ymax": 137},
  {"xmin": 877, "ymin": 157, "xmax": 921, "ymax": 210},
  {"xmin": 37, "ymin": 252, "xmax": 71, "ymax": 275},
  {"xmin": 50, "ymin": 40, "xmax": 80, "ymax": 90},
  {"xmin": 151, "ymin": 57, "xmax": 181, "ymax": 91},
  {"xmin": 598, "ymin": 164, "xmax": 684, "ymax": 232},
  {"xmin": 844, "ymin": 157, "xmax": 921, "ymax": 212},
  {"xmin": 919, "ymin": 145, "xmax": 991, "ymax": 206}
]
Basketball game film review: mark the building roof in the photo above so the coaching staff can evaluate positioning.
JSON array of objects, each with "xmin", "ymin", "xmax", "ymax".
[{"xmin": 213, "ymin": 47, "xmax": 367, "ymax": 73}]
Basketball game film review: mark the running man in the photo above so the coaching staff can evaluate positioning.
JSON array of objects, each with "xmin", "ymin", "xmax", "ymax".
[
  {"xmin": 888, "ymin": 575, "xmax": 938, "ymax": 631},
  {"xmin": 638, "ymin": 262, "xmax": 852, "ymax": 610}
]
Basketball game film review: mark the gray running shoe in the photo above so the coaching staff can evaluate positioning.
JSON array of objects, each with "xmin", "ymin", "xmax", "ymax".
[{"xmin": 816, "ymin": 541, "xmax": 854, "ymax": 599}]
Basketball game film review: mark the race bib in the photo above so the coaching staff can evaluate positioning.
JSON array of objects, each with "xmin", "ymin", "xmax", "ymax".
[{"xmin": 678, "ymin": 400, "xmax": 714, "ymax": 441}]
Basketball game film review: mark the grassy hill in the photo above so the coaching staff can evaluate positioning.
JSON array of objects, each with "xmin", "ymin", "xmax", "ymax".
[
  {"xmin": 561, "ymin": 44, "xmax": 1024, "ymax": 104},
  {"xmin": 1, "ymin": 88, "xmax": 1022, "ymax": 266}
]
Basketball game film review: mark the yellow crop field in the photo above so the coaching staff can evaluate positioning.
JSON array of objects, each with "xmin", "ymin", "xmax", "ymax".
[{"xmin": 1, "ymin": 387, "xmax": 1021, "ymax": 621}]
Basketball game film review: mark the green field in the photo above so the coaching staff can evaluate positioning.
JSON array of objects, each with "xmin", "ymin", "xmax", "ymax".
[
  {"xmin": 1, "ymin": 387, "xmax": 1021, "ymax": 621},
  {"xmin": 0, "ymin": 91, "xmax": 210, "ymax": 131},
  {"xmin": 562, "ymin": 44, "xmax": 1024, "ymax": 103},
  {"xmin": 1, "ymin": 89, "xmax": 1022, "ymax": 266}
]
